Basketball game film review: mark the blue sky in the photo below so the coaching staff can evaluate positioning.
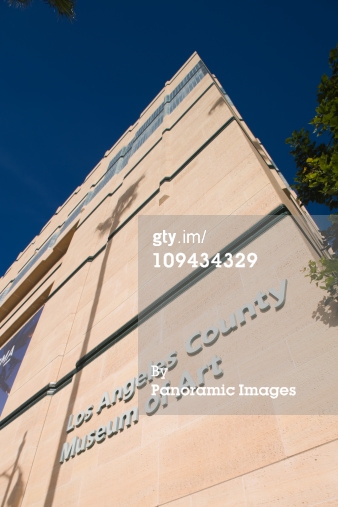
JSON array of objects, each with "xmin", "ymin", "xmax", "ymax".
[{"xmin": 0, "ymin": 0, "xmax": 337, "ymax": 276}]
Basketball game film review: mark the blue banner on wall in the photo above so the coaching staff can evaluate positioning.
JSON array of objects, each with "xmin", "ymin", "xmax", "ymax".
[{"xmin": 0, "ymin": 307, "xmax": 43, "ymax": 416}]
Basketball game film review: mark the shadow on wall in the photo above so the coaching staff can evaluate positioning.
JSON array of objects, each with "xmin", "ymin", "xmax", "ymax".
[
  {"xmin": 312, "ymin": 297, "xmax": 338, "ymax": 327},
  {"xmin": 43, "ymin": 175, "xmax": 144, "ymax": 507},
  {"xmin": 96, "ymin": 175, "xmax": 145, "ymax": 236},
  {"xmin": 0, "ymin": 431, "xmax": 26, "ymax": 507},
  {"xmin": 208, "ymin": 97, "xmax": 224, "ymax": 115}
]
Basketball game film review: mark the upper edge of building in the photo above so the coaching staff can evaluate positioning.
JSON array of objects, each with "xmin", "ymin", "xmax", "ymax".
[{"xmin": 0, "ymin": 52, "xmax": 205, "ymax": 286}]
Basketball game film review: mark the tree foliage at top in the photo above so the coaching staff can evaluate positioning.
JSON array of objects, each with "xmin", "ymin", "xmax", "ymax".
[
  {"xmin": 7, "ymin": 0, "xmax": 75, "ymax": 19},
  {"xmin": 286, "ymin": 44, "xmax": 338, "ymax": 210},
  {"xmin": 287, "ymin": 44, "xmax": 338, "ymax": 307}
]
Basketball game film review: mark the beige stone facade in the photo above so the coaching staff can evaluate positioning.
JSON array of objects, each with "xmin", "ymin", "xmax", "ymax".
[{"xmin": 0, "ymin": 53, "xmax": 337, "ymax": 506}]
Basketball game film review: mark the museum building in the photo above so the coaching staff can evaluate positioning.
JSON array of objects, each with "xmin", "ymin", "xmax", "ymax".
[{"xmin": 0, "ymin": 53, "xmax": 337, "ymax": 506}]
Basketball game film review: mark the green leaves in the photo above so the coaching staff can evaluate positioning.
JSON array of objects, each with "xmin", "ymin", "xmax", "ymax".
[
  {"xmin": 287, "ymin": 46, "xmax": 338, "ymax": 303},
  {"xmin": 286, "ymin": 44, "xmax": 338, "ymax": 210},
  {"xmin": 42, "ymin": 0, "xmax": 75, "ymax": 19},
  {"xmin": 305, "ymin": 254, "xmax": 338, "ymax": 303},
  {"xmin": 303, "ymin": 213, "xmax": 338, "ymax": 302},
  {"xmin": 7, "ymin": 0, "xmax": 75, "ymax": 19}
]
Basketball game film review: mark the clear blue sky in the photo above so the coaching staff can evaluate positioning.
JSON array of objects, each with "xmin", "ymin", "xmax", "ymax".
[{"xmin": 0, "ymin": 0, "xmax": 337, "ymax": 276}]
